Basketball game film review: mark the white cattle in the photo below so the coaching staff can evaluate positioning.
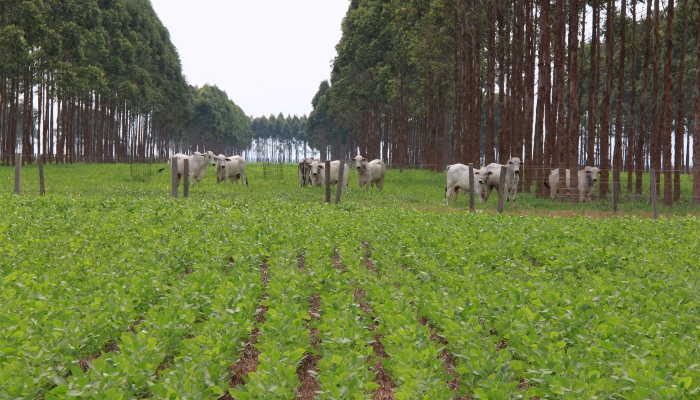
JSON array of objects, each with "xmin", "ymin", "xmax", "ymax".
[
  {"xmin": 484, "ymin": 157, "xmax": 522, "ymax": 203},
  {"xmin": 543, "ymin": 166, "xmax": 600, "ymax": 202},
  {"xmin": 216, "ymin": 155, "xmax": 248, "ymax": 185},
  {"xmin": 351, "ymin": 155, "xmax": 387, "ymax": 190},
  {"xmin": 298, "ymin": 157, "xmax": 315, "ymax": 187},
  {"xmin": 166, "ymin": 151, "xmax": 215, "ymax": 188},
  {"xmin": 193, "ymin": 151, "xmax": 217, "ymax": 184},
  {"xmin": 445, "ymin": 164, "xmax": 493, "ymax": 205},
  {"xmin": 307, "ymin": 160, "xmax": 350, "ymax": 188}
]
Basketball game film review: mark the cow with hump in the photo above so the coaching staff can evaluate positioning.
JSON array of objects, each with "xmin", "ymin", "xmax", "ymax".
[
  {"xmin": 484, "ymin": 157, "xmax": 522, "ymax": 203},
  {"xmin": 307, "ymin": 159, "xmax": 349, "ymax": 188},
  {"xmin": 544, "ymin": 166, "xmax": 600, "ymax": 202},
  {"xmin": 351, "ymin": 155, "xmax": 386, "ymax": 190},
  {"xmin": 216, "ymin": 154, "xmax": 248, "ymax": 185},
  {"xmin": 166, "ymin": 151, "xmax": 217, "ymax": 188},
  {"xmin": 445, "ymin": 164, "xmax": 493, "ymax": 205}
]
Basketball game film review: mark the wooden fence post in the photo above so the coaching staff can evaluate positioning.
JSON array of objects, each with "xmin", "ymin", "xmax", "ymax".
[
  {"xmin": 325, "ymin": 160, "xmax": 331, "ymax": 203},
  {"xmin": 498, "ymin": 165, "xmax": 507, "ymax": 213},
  {"xmin": 171, "ymin": 157, "xmax": 178, "ymax": 198},
  {"xmin": 612, "ymin": 166, "xmax": 618, "ymax": 213},
  {"xmin": 468, "ymin": 163, "xmax": 475, "ymax": 212},
  {"xmin": 650, "ymin": 168, "xmax": 658, "ymax": 219},
  {"xmin": 14, "ymin": 153, "xmax": 21, "ymax": 194},
  {"xmin": 335, "ymin": 161, "xmax": 344, "ymax": 204},
  {"xmin": 38, "ymin": 154, "xmax": 45, "ymax": 196},
  {"xmin": 558, "ymin": 167, "xmax": 566, "ymax": 203},
  {"xmin": 183, "ymin": 158, "xmax": 189, "ymax": 198}
]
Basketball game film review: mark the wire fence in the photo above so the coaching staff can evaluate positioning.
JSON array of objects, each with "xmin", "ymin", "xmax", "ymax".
[{"xmin": 4, "ymin": 154, "xmax": 699, "ymax": 217}]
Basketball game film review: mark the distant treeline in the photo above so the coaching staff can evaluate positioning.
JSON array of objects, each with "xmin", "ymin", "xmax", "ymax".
[
  {"xmin": 310, "ymin": 0, "xmax": 700, "ymax": 203},
  {"xmin": 0, "ymin": 0, "xmax": 251, "ymax": 163},
  {"xmin": 249, "ymin": 114, "xmax": 309, "ymax": 162}
]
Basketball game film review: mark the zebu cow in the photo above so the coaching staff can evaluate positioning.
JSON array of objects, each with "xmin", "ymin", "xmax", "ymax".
[
  {"xmin": 298, "ymin": 157, "xmax": 315, "ymax": 187},
  {"xmin": 216, "ymin": 155, "xmax": 248, "ymax": 185},
  {"xmin": 484, "ymin": 157, "xmax": 522, "ymax": 203},
  {"xmin": 544, "ymin": 166, "xmax": 600, "ymax": 202},
  {"xmin": 445, "ymin": 164, "xmax": 493, "ymax": 205},
  {"xmin": 162, "ymin": 151, "xmax": 215, "ymax": 188},
  {"xmin": 351, "ymin": 155, "xmax": 387, "ymax": 190},
  {"xmin": 307, "ymin": 160, "xmax": 350, "ymax": 188}
]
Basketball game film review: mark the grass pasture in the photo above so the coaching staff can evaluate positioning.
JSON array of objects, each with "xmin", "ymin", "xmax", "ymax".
[{"xmin": 0, "ymin": 162, "xmax": 699, "ymax": 399}]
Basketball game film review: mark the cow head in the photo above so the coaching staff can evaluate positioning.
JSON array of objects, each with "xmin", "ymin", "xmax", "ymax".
[
  {"xmin": 205, "ymin": 151, "xmax": 217, "ymax": 166},
  {"xmin": 352, "ymin": 155, "xmax": 367, "ymax": 171},
  {"xmin": 475, "ymin": 168, "xmax": 493, "ymax": 185},
  {"xmin": 507, "ymin": 157, "xmax": 522, "ymax": 175},
  {"xmin": 307, "ymin": 160, "xmax": 324, "ymax": 177},
  {"xmin": 583, "ymin": 166, "xmax": 600, "ymax": 183}
]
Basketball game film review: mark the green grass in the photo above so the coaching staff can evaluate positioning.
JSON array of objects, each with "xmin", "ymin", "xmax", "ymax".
[
  {"xmin": 2, "ymin": 162, "xmax": 698, "ymax": 216},
  {"xmin": 1, "ymin": 162, "xmax": 699, "ymax": 398}
]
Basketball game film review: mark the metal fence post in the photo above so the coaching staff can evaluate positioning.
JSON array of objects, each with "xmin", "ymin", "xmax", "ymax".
[
  {"xmin": 498, "ymin": 165, "xmax": 507, "ymax": 213},
  {"xmin": 325, "ymin": 160, "xmax": 331, "ymax": 203},
  {"xmin": 14, "ymin": 153, "xmax": 21, "ymax": 194},
  {"xmin": 38, "ymin": 154, "xmax": 45, "ymax": 196},
  {"xmin": 171, "ymin": 157, "xmax": 178, "ymax": 198},
  {"xmin": 650, "ymin": 168, "xmax": 658, "ymax": 219},
  {"xmin": 335, "ymin": 161, "xmax": 344, "ymax": 204},
  {"xmin": 468, "ymin": 163, "xmax": 475, "ymax": 212},
  {"xmin": 183, "ymin": 158, "xmax": 189, "ymax": 198}
]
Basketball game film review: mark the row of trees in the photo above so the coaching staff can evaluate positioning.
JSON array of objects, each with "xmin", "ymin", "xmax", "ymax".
[
  {"xmin": 249, "ymin": 113, "xmax": 309, "ymax": 161},
  {"xmin": 312, "ymin": 0, "xmax": 700, "ymax": 203},
  {"xmin": 0, "ymin": 0, "xmax": 251, "ymax": 164}
]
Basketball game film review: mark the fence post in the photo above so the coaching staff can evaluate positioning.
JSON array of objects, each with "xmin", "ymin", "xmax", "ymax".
[
  {"xmin": 612, "ymin": 166, "xmax": 618, "ymax": 213},
  {"xmin": 183, "ymin": 158, "xmax": 189, "ymax": 198},
  {"xmin": 335, "ymin": 161, "xmax": 344, "ymax": 204},
  {"xmin": 38, "ymin": 154, "xmax": 45, "ymax": 196},
  {"xmin": 558, "ymin": 167, "xmax": 566, "ymax": 203},
  {"xmin": 498, "ymin": 165, "xmax": 507, "ymax": 213},
  {"xmin": 14, "ymin": 153, "xmax": 21, "ymax": 194},
  {"xmin": 650, "ymin": 168, "xmax": 658, "ymax": 219},
  {"xmin": 171, "ymin": 157, "xmax": 178, "ymax": 198},
  {"xmin": 468, "ymin": 163, "xmax": 475, "ymax": 212},
  {"xmin": 325, "ymin": 160, "xmax": 331, "ymax": 203}
]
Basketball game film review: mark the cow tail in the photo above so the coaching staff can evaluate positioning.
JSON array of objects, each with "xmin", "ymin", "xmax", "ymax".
[{"xmin": 543, "ymin": 181, "xmax": 550, "ymax": 189}]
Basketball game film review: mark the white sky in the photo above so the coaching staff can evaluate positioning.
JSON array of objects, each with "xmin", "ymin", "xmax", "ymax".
[{"xmin": 149, "ymin": 0, "xmax": 350, "ymax": 118}]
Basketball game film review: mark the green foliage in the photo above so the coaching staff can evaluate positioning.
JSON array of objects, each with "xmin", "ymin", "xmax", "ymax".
[{"xmin": 1, "ymin": 164, "xmax": 699, "ymax": 398}]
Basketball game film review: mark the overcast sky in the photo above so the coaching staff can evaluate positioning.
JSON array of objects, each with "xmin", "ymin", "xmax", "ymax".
[{"xmin": 149, "ymin": 0, "xmax": 350, "ymax": 118}]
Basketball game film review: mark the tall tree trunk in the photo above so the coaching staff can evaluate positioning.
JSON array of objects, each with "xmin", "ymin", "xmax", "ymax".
[
  {"xmin": 661, "ymin": 0, "xmax": 675, "ymax": 206},
  {"xmin": 523, "ymin": 0, "xmax": 536, "ymax": 192},
  {"xmin": 650, "ymin": 0, "xmax": 661, "ymax": 195},
  {"xmin": 627, "ymin": 1, "xmax": 637, "ymax": 193},
  {"xmin": 586, "ymin": 0, "xmax": 600, "ymax": 166},
  {"xmin": 599, "ymin": 0, "xmax": 615, "ymax": 199},
  {"xmin": 497, "ymin": 10, "xmax": 508, "ymax": 163},
  {"xmin": 567, "ymin": 0, "xmax": 581, "ymax": 202},
  {"xmin": 536, "ymin": 0, "xmax": 551, "ymax": 197},
  {"xmin": 613, "ymin": 0, "xmax": 627, "ymax": 199},
  {"xmin": 637, "ymin": 0, "xmax": 653, "ymax": 195},
  {"xmin": 674, "ymin": 0, "xmax": 686, "ymax": 201},
  {"xmin": 485, "ymin": 4, "xmax": 496, "ymax": 166}
]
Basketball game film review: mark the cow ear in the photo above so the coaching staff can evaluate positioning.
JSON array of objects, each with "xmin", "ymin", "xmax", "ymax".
[
  {"xmin": 318, "ymin": 164, "xmax": 324, "ymax": 169},
  {"xmin": 488, "ymin": 171, "xmax": 493, "ymax": 175},
  {"xmin": 225, "ymin": 158, "xmax": 231, "ymax": 161},
  {"xmin": 307, "ymin": 164, "xmax": 312, "ymax": 169}
]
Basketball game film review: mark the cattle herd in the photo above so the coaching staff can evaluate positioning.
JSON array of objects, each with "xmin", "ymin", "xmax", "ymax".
[{"xmin": 160, "ymin": 152, "xmax": 600, "ymax": 204}]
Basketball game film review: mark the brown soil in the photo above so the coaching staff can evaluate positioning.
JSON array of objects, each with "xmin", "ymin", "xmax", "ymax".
[
  {"xmin": 368, "ymin": 334, "xmax": 396, "ymax": 399},
  {"xmin": 225, "ymin": 260, "xmax": 270, "ymax": 389},
  {"xmin": 419, "ymin": 317, "xmax": 461, "ymax": 392},
  {"xmin": 297, "ymin": 253, "xmax": 306, "ymax": 272},
  {"xmin": 362, "ymin": 242, "xmax": 376, "ymax": 273},
  {"xmin": 296, "ymin": 294, "xmax": 322, "ymax": 399},
  {"xmin": 332, "ymin": 248, "xmax": 346, "ymax": 273}
]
